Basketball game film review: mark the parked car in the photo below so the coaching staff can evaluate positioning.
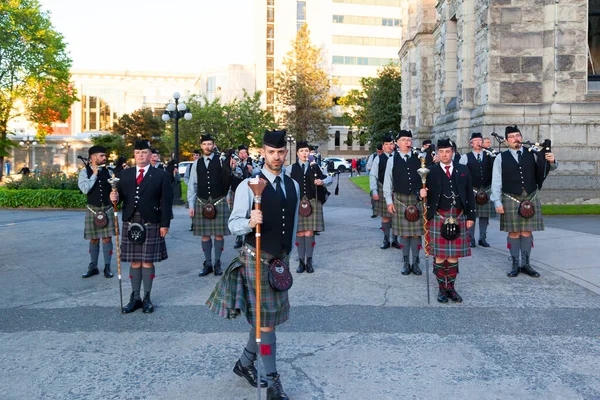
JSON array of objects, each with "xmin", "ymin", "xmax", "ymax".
[
  {"xmin": 321, "ymin": 157, "xmax": 352, "ymax": 172},
  {"xmin": 178, "ymin": 161, "xmax": 194, "ymax": 178}
]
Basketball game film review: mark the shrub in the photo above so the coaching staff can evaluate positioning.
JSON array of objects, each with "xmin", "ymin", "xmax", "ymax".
[
  {"xmin": 5, "ymin": 171, "xmax": 79, "ymax": 190},
  {"xmin": 0, "ymin": 188, "xmax": 87, "ymax": 208}
]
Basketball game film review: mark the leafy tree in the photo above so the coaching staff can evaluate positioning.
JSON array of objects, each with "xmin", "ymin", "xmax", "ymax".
[
  {"xmin": 90, "ymin": 134, "xmax": 127, "ymax": 162},
  {"xmin": 339, "ymin": 64, "xmax": 402, "ymax": 150},
  {"xmin": 275, "ymin": 24, "xmax": 332, "ymax": 143},
  {"xmin": 111, "ymin": 108, "xmax": 167, "ymax": 157},
  {"xmin": 0, "ymin": 0, "xmax": 78, "ymax": 180}
]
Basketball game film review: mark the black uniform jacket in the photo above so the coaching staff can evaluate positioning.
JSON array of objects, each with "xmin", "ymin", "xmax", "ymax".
[
  {"xmin": 118, "ymin": 165, "xmax": 173, "ymax": 228},
  {"xmin": 425, "ymin": 162, "xmax": 476, "ymax": 221}
]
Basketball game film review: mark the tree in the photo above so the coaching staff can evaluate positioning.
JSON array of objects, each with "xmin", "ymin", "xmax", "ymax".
[
  {"xmin": 339, "ymin": 63, "xmax": 402, "ymax": 150},
  {"xmin": 111, "ymin": 108, "xmax": 167, "ymax": 157},
  {"xmin": 90, "ymin": 134, "xmax": 127, "ymax": 162},
  {"xmin": 0, "ymin": 0, "xmax": 78, "ymax": 180},
  {"xmin": 275, "ymin": 24, "xmax": 332, "ymax": 143}
]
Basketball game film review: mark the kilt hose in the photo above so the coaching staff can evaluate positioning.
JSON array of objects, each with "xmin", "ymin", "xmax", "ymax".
[
  {"xmin": 500, "ymin": 191, "xmax": 544, "ymax": 233},
  {"xmin": 391, "ymin": 193, "xmax": 424, "ymax": 237},
  {"xmin": 297, "ymin": 197, "xmax": 325, "ymax": 232},
  {"xmin": 84, "ymin": 205, "xmax": 115, "ymax": 240},
  {"xmin": 473, "ymin": 186, "xmax": 497, "ymax": 218},
  {"xmin": 121, "ymin": 212, "xmax": 168, "ymax": 263},
  {"xmin": 206, "ymin": 245, "xmax": 290, "ymax": 327},
  {"xmin": 373, "ymin": 182, "xmax": 392, "ymax": 218},
  {"xmin": 193, "ymin": 196, "xmax": 231, "ymax": 236},
  {"xmin": 433, "ymin": 260, "xmax": 459, "ymax": 290},
  {"xmin": 426, "ymin": 208, "xmax": 471, "ymax": 259}
]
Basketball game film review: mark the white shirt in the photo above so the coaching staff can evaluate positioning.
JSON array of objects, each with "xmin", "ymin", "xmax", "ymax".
[
  {"xmin": 135, "ymin": 165, "xmax": 150, "ymax": 179},
  {"xmin": 439, "ymin": 162, "xmax": 453, "ymax": 176}
]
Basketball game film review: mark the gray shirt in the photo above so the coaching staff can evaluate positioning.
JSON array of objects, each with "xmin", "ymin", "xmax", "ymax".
[
  {"xmin": 369, "ymin": 152, "xmax": 393, "ymax": 195},
  {"xmin": 458, "ymin": 150, "xmax": 484, "ymax": 166},
  {"xmin": 228, "ymin": 168, "xmax": 300, "ymax": 237},
  {"xmin": 187, "ymin": 156, "xmax": 242, "ymax": 207},
  {"xmin": 78, "ymin": 168, "xmax": 97, "ymax": 194}
]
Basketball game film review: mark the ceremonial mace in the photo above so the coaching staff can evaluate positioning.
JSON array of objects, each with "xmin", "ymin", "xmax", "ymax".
[
  {"xmin": 108, "ymin": 176, "xmax": 124, "ymax": 312},
  {"xmin": 248, "ymin": 177, "xmax": 269, "ymax": 400},
  {"xmin": 417, "ymin": 158, "xmax": 431, "ymax": 305}
]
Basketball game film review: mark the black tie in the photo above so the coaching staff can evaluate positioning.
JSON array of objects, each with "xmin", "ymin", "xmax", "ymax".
[
  {"xmin": 404, "ymin": 154, "xmax": 409, "ymax": 162},
  {"xmin": 302, "ymin": 163, "xmax": 306, "ymax": 174},
  {"xmin": 517, "ymin": 150, "xmax": 522, "ymax": 164},
  {"xmin": 274, "ymin": 176, "xmax": 286, "ymax": 204},
  {"xmin": 477, "ymin": 153, "xmax": 481, "ymax": 163}
]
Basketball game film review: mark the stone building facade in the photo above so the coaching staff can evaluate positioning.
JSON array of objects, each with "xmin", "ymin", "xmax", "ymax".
[{"xmin": 400, "ymin": 0, "xmax": 600, "ymax": 203}]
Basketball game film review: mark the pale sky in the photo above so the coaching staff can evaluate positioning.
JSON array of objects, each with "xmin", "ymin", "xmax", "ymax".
[{"xmin": 38, "ymin": 0, "xmax": 255, "ymax": 74}]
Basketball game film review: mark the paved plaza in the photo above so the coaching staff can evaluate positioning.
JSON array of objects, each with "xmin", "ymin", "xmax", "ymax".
[{"xmin": 1, "ymin": 175, "xmax": 600, "ymax": 399}]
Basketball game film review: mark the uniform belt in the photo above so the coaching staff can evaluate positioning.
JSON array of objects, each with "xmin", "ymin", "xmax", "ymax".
[
  {"xmin": 86, "ymin": 205, "xmax": 112, "ymax": 214},
  {"xmin": 241, "ymin": 244, "xmax": 286, "ymax": 264},
  {"xmin": 196, "ymin": 196, "xmax": 225, "ymax": 206},
  {"xmin": 503, "ymin": 191, "xmax": 538, "ymax": 204}
]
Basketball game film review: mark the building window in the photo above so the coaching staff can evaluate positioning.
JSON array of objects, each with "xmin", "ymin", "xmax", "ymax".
[
  {"xmin": 267, "ymin": 0, "xmax": 274, "ymax": 5},
  {"xmin": 207, "ymin": 76, "xmax": 217, "ymax": 93},
  {"xmin": 267, "ymin": 57, "xmax": 275, "ymax": 72},
  {"xmin": 332, "ymin": 55, "xmax": 398, "ymax": 66},
  {"xmin": 266, "ymin": 40, "xmax": 274, "ymax": 56},
  {"xmin": 267, "ymin": 8, "xmax": 274, "ymax": 23},
  {"xmin": 359, "ymin": 131, "xmax": 367, "ymax": 147},
  {"xmin": 267, "ymin": 72, "xmax": 275, "ymax": 89},
  {"xmin": 297, "ymin": 1, "xmax": 306, "ymax": 21},
  {"xmin": 267, "ymin": 25, "xmax": 274, "ymax": 39},
  {"xmin": 333, "ymin": 15, "xmax": 344, "ymax": 23},
  {"xmin": 589, "ymin": 1, "xmax": 600, "ymax": 82},
  {"xmin": 346, "ymin": 131, "xmax": 353, "ymax": 146},
  {"xmin": 335, "ymin": 131, "xmax": 340, "ymax": 147},
  {"xmin": 267, "ymin": 91, "xmax": 274, "ymax": 105}
]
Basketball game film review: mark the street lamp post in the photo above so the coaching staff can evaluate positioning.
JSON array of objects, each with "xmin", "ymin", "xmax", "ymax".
[
  {"xmin": 63, "ymin": 141, "xmax": 72, "ymax": 174},
  {"xmin": 19, "ymin": 136, "xmax": 37, "ymax": 168},
  {"xmin": 286, "ymin": 134, "xmax": 296, "ymax": 165},
  {"xmin": 162, "ymin": 92, "xmax": 192, "ymax": 162}
]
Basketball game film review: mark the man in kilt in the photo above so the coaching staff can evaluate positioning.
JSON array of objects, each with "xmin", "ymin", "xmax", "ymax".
[
  {"xmin": 188, "ymin": 134, "xmax": 237, "ymax": 277},
  {"xmin": 369, "ymin": 134, "xmax": 400, "ymax": 249},
  {"xmin": 289, "ymin": 141, "xmax": 333, "ymax": 273},
  {"xmin": 491, "ymin": 125, "xmax": 557, "ymax": 278},
  {"xmin": 366, "ymin": 144, "xmax": 383, "ymax": 218},
  {"xmin": 459, "ymin": 132, "xmax": 496, "ymax": 248},
  {"xmin": 421, "ymin": 139, "xmax": 476, "ymax": 303},
  {"xmin": 230, "ymin": 144, "xmax": 260, "ymax": 249},
  {"xmin": 109, "ymin": 140, "xmax": 173, "ymax": 313},
  {"xmin": 206, "ymin": 130, "xmax": 299, "ymax": 400},
  {"xmin": 184, "ymin": 149, "xmax": 201, "ymax": 231},
  {"xmin": 383, "ymin": 130, "xmax": 425, "ymax": 275},
  {"xmin": 78, "ymin": 145, "xmax": 115, "ymax": 279}
]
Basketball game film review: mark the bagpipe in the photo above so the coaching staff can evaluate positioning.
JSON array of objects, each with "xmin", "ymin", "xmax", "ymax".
[
  {"xmin": 481, "ymin": 147, "xmax": 500, "ymax": 157},
  {"xmin": 522, "ymin": 139, "xmax": 552, "ymax": 154}
]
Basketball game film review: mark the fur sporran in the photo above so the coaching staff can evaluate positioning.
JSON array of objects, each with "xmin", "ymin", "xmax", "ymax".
[
  {"xmin": 441, "ymin": 216, "xmax": 461, "ymax": 241},
  {"xmin": 202, "ymin": 203, "xmax": 217, "ymax": 220},
  {"xmin": 475, "ymin": 190, "xmax": 489, "ymax": 205},
  {"xmin": 404, "ymin": 204, "xmax": 420, "ymax": 222},
  {"xmin": 518, "ymin": 200, "xmax": 535, "ymax": 219},
  {"xmin": 94, "ymin": 211, "xmax": 109, "ymax": 228},
  {"xmin": 299, "ymin": 199, "xmax": 313, "ymax": 217},
  {"xmin": 267, "ymin": 259, "xmax": 293, "ymax": 292},
  {"xmin": 127, "ymin": 222, "xmax": 146, "ymax": 244}
]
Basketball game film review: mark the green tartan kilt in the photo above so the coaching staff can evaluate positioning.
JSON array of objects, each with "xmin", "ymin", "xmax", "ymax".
[
  {"xmin": 84, "ymin": 205, "xmax": 115, "ymax": 240},
  {"xmin": 500, "ymin": 191, "xmax": 544, "ymax": 232},
  {"xmin": 373, "ymin": 182, "xmax": 392, "ymax": 218},
  {"xmin": 297, "ymin": 197, "xmax": 325, "ymax": 232},
  {"xmin": 391, "ymin": 193, "xmax": 424, "ymax": 237},
  {"xmin": 193, "ymin": 197, "xmax": 231, "ymax": 236},
  {"xmin": 473, "ymin": 186, "xmax": 497, "ymax": 218},
  {"xmin": 206, "ymin": 245, "xmax": 290, "ymax": 327}
]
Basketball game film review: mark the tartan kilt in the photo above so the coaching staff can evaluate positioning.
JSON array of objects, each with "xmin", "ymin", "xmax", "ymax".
[
  {"xmin": 83, "ymin": 205, "xmax": 115, "ymax": 240},
  {"xmin": 297, "ymin": 197, "xmax": 325, "ymax": 232},
  {"xmin": 373, "ymin": 182, "xmax": 392, "ymax": 218},
  {"xmin": 120, "ymin": 212, "xmax": 168, "ymax": 263},
  {"xmin": 206, "ymin": 245, "xmax": 290, "ymax": 327},
  {"xmin": 391, "ymin": 193, "xmax": 424, "ymax": 237},
  {"xmin": 426, "ymin": 208, "xmax": 471, "ymax": 259},
  {"xmin": 193, "ymin": 197, "xmax": 231, "ymax": 236},
  {"xmin": 474, "ymin": 186, "xmax": 497, "ymax": 219},
  {"xmin": 500, "ymin": 191, "xmax": 544, "ymax": 232}
]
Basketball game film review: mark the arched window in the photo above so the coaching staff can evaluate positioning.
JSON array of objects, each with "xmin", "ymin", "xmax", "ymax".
[{"xmin": 335, "ymin": 131, "xmax": 340, "ymax": 147}]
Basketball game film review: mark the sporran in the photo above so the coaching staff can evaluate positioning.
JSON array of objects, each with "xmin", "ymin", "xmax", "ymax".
[
  {"xmin": 267, "ymin": 259, "xmax": 293, "ymax": 292},
  {"xmin": 299, "ymin": 199, "xmax": 313, "ymax": 217},
  {"xmin": 127, "ymin": 222, "xmax": 146, "ymax": 244}
]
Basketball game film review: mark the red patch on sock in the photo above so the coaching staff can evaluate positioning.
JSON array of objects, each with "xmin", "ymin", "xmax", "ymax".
[
  {"xmin": 311, "ymin": 242, "xmax": 316, "ymax": 247},
  {"xmin": 531, "ymin": 241, "xmax": 534, "ymax": 248},
  {"xmin": 150, "ymin": 274, "xmax": 155, "ymax": 280},
  {"xmin": 109, "ymin": 251, "xmax": 113, "ymax": 256},
  {"xmin": 128, "ymin": 275, "xmax": 132, "ymax": 279},
  {"xmin": 399, "ymin": 244, "xmax": 404, "ymax": 249},
  {"xmin": 260, "ymin": 344, "xmax": 271, "ymax": 356},
  {"xmin": 295, "ymin": 242, "xmax": 299, "ymax": 246},
  {"xmin": 507, "ymin": 243, "xmax": 511, "ymax": 249},
  {"xmin": 418, "ymin": 244, "xmax": 422, "ymax": 250},
  {"xmin": 221, "ymin": 248, "xmax": 224, "ymax": 251}
]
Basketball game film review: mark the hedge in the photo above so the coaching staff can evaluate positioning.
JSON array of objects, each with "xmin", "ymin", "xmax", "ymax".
[{"xmin": 0, "ymin": 188, "xmax": 87, "ymax": 209}]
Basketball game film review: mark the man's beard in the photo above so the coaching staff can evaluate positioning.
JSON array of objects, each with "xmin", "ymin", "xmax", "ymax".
[{"xmin": 265, "ymin": 160, "xmax": 282, "ymax": 172}]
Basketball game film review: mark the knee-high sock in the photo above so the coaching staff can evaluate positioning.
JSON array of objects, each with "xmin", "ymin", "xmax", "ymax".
[
  {"xmin": 261, "ymin": 330, "xmax": 277, "ymax": 386},
  {"xmin": 305, "ymin": 235, "xmax": 315, "ymax": 258},
  {"xmin": 409, "ymin": 237, "xmax": 421, "ymax": 263},
  {"xmin": 479, "ymin": 217, "xmax": 489, "ymax": 239},
  {"xmin": 468, "ymin": 221, "xmax": 476, "ymax": 240},
  {"xmin": 102, "ymin": 241, "xmax": 113, "ymax": 267},
  {"xmin": 400, "ymin": 237, "xmax": 410, "ymax": 257},
  {"xmin": 433, "ymin": 261, "xmax": 446, "ymax": 290},
  {"xmin": 446, "ymin": 261, "xmax": 459, "ymax": 289},
  {"xmin": 142, "ymin": 266, "xmax": 155, "ymax": 295},
  {"xmin": 214, "ymin": 238, "xmax": 224, "ymax": 262},
  {"xmin": 507, "ymin": 237, "xmax": 520, "ymax": 260},
  {"xmin": 240, "ymin": 326, "xmax": 257, "ymax": 367},
  {"xmin": 130, "ymin": 267, "xmax": 142, "ymax": 300},
  {"xmin": 520, "ymin": 235, "xmax": 534, "ymax": 261},
  {"xmin": 202, "ymin": 238, "xmax": 213, "ymax": 263},
  {"xmin": 382, "ymin": 221, "xmax": 391, "ymax": 238},
  {"xmin": 89, "ymin": 242, "xmax": 100, "ymax": 265},
  {"xmin": 296, "ymin": 236, "xmax": 306, "ymax": 261}
]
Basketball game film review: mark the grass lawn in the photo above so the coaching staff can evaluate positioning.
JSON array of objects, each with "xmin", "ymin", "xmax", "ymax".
[
  {"xmin": 181, "ymin": 181, "xmax": 187, "ymax": 203},
  {"xmin": 349, "ymin": 176, "xmax": 600, "ymax": 215}
]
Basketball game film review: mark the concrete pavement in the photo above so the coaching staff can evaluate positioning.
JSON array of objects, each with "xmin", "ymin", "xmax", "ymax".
[{"xmin": 0, "ymin": 174, "xmax": 599, "ymax": 399}]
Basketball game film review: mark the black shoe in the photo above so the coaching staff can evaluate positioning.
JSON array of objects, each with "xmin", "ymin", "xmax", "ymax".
[
  {"xmin": 447, "ymin": 288, "xmax": 463, "ymax": 303},
  {"xmin": 122, "ymin": 293, "xmax": 143, "ymax": 313},
  {"xmin": 437, "ymin": 289, "xmax": 449, "ymax": 303},
  {"xmin": 507, "ymin": 257, "xmax": 520, "ymax": 277},
  {"xmin": 469, "ymin": 237, "xmax": 476, "ymax": 248},
  {"xmin": 411, "ymin": 258, "xmax": 422, "ymax": 276},
  {"xmin": 306, "ymin": 257, "xmax": 314, "ymax": 273},
  {"xmin": 380, "ymin": 237, "xmax": 390, "ymax": 250},
  {"xmin": 103, "ymin": 265, "xmax": 114, "ymax": 278},
  {"xmin": 391, "ymin": 240, "xmax": 401, "ymax": 249},
  {"xmin": 199, "ymin": 261, "xmax": 213, "ymax": 277},
  {"xmin": 82, "ymin": 263, "xmax": 99, "ymax": 278},
  {"xmin": 371, "ymin": 214, "xmax": 377, "ymax": 218},
  {"xmin": 189, "ymin": 224, "xmax": 193, "ymax": 232},
  {"xmin": 521, "ymin": 264, "xmax": 540, "ymax": 278},
  {"xmin": 233, "ymin": 360, "xmax": 267, "ymax": 388},
  {"xmin": 213, "ymin": 261, "xmax": 223, "ymax": 276},
  {"xmin": 401, "ymin": 256, "xmax": 411, "ymax": 275},
  {"xmin": 142, "ymin": 293, "xmax": 154, "ymax": 313},
  {"xmin": 314, "ymin": 231, "xmax": 320, "ymax": 236},
  {"xmin": 266, "ymin": 374, "xmax": 289, "ymax": 400},
  {"xmin": 478, "ymin": 239, "xmax": 490, "ymax": 247},
  {"xmin": 234, "ymin": 236, "xmax": 243, "ymax": 249},
  {"xmin": 297, "ymin": 259, "xmax": 306, "ymax": 273}
]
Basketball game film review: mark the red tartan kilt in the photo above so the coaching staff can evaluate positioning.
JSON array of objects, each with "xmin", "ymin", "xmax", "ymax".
[{"xmin": 426, "ymin": 208, "xmax": 471, "ymax": 259}]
